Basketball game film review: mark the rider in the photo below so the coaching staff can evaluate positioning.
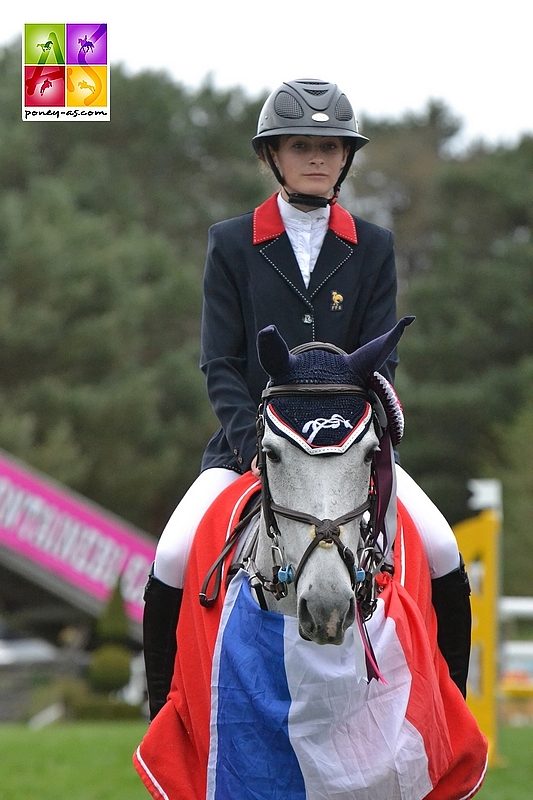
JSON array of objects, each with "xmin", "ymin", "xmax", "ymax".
[{"xmin": 143, "ymin": 79, "xmax": 472, "ymax": 719}]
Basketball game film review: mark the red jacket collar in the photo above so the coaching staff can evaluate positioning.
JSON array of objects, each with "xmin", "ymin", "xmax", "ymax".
[{"xmin": 252, "ymin": 193, "xmax": 358, "ymax": 245}]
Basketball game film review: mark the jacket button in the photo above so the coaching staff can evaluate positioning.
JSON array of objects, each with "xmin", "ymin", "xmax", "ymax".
[
  {"xmin": 233, "ymin": 448, "xmax": 238, "ymax": 456},
  {"xmin": 237, "ymin": 456, "xmax": 243, "ymax": 464},
  {"xmin": 302, "ymin": 314, "xmax": 313, "ymax": 324}
]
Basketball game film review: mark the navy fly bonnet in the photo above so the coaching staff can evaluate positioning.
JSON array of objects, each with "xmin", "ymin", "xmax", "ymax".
[{"xmin": 257, "ymin": 317, "xmax": 414, "ymax": 452}]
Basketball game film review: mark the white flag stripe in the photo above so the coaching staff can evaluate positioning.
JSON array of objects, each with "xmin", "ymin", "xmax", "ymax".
[{"xmin": 284, "ymin": 601, "xmax": 433, "ymax": 799}]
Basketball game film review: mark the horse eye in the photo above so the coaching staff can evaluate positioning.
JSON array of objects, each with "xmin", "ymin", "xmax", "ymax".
[
  {"xmin": 364, "ymin": 446, "xmax": 380, "ymax": 464},
  {"xmin": 264, "ymin": 448, "xmax": 281, "ymax": 463}
]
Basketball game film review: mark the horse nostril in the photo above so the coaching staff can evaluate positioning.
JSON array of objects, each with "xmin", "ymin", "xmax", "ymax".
[
  {"xmin": 298, "ymin": 598, "xmax": 315, "ymax": 637},
  {"xmin": 345, "ymin": 597, "xmax": 356, "ymax": 629}
]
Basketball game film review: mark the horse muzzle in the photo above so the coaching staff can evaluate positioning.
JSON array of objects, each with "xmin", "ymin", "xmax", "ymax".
[{"xmin": 298, "ymin": 590, "xmax": 356, "ymax": 645}]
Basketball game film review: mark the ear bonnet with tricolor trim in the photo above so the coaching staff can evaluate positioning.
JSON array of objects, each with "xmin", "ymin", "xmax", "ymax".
[{"xmin": 257, "ymin": 317, "xmax": 414, "ymax": 451}]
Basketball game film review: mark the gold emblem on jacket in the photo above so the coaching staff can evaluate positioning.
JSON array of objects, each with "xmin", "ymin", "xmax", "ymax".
[{"xmin": 330, "ymin": 290, "xmax": 343, "ymax": 311}]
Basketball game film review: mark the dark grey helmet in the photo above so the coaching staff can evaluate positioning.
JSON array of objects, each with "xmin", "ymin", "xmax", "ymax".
[
  {"xmin": 252, "ymin": 79, "xmax": 368, "ymax": 206},
  {"xmin": 252, "ymin": 78, "xmax": 368, "ymax": 153}
]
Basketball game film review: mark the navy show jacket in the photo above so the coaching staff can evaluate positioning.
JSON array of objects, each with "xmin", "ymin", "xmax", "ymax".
[{"xmin": 200, "ymin": 193, "xmax": 397, "ymax": 474}]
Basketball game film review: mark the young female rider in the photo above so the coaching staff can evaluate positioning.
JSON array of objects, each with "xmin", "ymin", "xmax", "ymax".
[{"xmin": 143, "ymin": 79, "xmax": 472, "ymax": 719}]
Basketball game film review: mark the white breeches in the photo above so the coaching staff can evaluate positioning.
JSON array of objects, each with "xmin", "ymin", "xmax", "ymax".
[
  {"xmin": 395, "ymin": 465, "xmax": 460, "ymax": 578},
  {"xmin": 154, "ymin": 466, "xmax": 460, "ymax": 589},
  {"xmin": 154, "ymin": 468, "xmax": 240, "ymax": 588}
]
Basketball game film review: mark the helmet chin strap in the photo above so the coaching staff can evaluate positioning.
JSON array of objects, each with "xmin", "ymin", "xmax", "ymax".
[{"xmin": 286, "ymin": 188, "xmax": 339, "ymax": 208}]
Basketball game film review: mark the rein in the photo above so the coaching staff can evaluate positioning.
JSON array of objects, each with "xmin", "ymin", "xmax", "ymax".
[{"xmin": 199, "ymin": 496, "xmax": 261, "ymax": 607}]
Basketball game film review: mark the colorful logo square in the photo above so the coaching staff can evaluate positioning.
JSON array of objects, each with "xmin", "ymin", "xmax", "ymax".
[
  {"xmin": 23, "ymin": 22, "xmax": 110, "ymax": 121},
  {"xmin": 66, "ymin": 24, "xmax": 107, "ymax": 65},
  {"xmin": 24, "ymin": 65, "xmax": 65, "ymax": 106},
  {"xmin": 24, "ymin": 23, "xmax": 65, "ymax": 65},
  {"xmin": 66, "ymin": 66, "xmax": 108, "ymax": 107}
]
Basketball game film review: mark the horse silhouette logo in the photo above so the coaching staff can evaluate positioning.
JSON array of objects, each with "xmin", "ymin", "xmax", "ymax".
[
  {"xmin": 78, "ymin": 35, "xmax": 95, "ymax": 54},
  {"xmin": 40, "ymin": 78, "xmax": 53, "ymax": 96},
  {"xmin": 78, "ymin": 80, "xmax": 96, "ymax": 94},
  {"xmin": 330, "ymin": 290, "xmax": 344, "ymax": 311}
]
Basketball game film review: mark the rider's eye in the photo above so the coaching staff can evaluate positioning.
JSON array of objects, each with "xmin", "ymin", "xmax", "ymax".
[{"xmin": 264, "ymin": 448, "xmax": 281, "ymax": 463}]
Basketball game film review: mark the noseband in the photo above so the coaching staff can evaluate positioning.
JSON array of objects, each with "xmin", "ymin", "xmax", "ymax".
[{"xmin": 268, "ymin": 499, "xmax": 371, "ymax": 589}]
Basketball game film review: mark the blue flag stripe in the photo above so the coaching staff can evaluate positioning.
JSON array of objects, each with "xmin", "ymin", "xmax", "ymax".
[{"xmin": 213, "ymin": 575, "xmax": 306, "ymax": 799}]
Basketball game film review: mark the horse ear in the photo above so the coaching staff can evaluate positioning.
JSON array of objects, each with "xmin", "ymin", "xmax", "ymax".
[
  {"xmin": 346, "ymin": 316, "xmax": 415, "ymax": 380},
  {"xmin": 257, "ymin": 325, "xmax": 291, "ymax": 378}
]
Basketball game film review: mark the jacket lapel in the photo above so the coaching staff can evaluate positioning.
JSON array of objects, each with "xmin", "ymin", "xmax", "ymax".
[
  {"xmin": 307, "ymin": 231, "xmax": 354, "ymax": 298},
  {"xmin": 253, "ymin": 193, "xmax": 357, "ymax": 304},
  {"xmin": 258, "ymin": 235, "xmax": 309, "ymax": 298},
  {"xmin": 254, "ymin": 194, "xmax": 310, "ymax": 301},
  {"xmin": 307, "ymin": 202, "xmax": 357, "ymax": 297}
]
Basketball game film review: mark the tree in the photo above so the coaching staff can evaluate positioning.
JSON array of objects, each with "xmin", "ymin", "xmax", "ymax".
[
  {"xmin": 397, "ymin": 138, "xmax": 533, "ymax": 526},
  {"xmin": 345, "ymin": 101, "xmax": 462, "ymax": 283},
  {"xmin": 0, "ymin": 174, "xmax": 214, "ymax": 531},
  {"xmin": 490, "ymin": 372, "xmax": 533, "ymax": 595}
]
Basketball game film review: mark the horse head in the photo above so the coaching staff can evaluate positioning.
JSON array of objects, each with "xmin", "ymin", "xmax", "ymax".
[{"xmin": 254, "ymin": 317, "xmax": 414, "ymax": 645}]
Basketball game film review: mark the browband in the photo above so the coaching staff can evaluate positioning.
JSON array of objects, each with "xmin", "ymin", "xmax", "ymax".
[{"xmin": 262, "ymin": 384, "xmax": 368, "ymax": 400}]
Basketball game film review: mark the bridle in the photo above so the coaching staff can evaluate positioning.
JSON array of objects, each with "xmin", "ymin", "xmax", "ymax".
[
  {"xmin": 199, "ymin": 343, "xmax": 389, "ymax": 622},
  {"xmin": 254, "ymin": 380, "xmax": 381, "ymax": 618},
  {"xmin": 250, "ymin": 337, "xmax": 390, "ymax": 619}
]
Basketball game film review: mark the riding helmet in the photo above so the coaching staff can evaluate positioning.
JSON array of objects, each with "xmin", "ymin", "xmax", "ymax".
[{"xmin": 252, "ymin": 79, "xmax": 369, "ymax": 206}]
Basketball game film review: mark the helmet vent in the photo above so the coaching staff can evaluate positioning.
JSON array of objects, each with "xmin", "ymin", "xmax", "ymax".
[
  {"xmin": 274, "ymin": 91, "xmax": 304, "ymax": 119},
  {"xmin": 335, "ymin": 94, "xmax": 354, "ymax": 121}
]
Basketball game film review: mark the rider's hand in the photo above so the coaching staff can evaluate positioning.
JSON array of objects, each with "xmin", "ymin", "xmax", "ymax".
[{"xmin": 251, "ymin": 455, "xmax": 261, "ymax": 477}]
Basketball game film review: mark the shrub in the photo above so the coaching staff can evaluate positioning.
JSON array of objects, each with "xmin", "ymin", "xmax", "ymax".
[
  {"xmin": 87, "ymin": 644, "xmax": 131, "ymax": 693},
  {"xmin": 95, "ymin": 581, "xmax": 130, "ymax": 647},
  {"xmin": 69, "ymin": 694, "xmax": 143, "ymax": 720}
]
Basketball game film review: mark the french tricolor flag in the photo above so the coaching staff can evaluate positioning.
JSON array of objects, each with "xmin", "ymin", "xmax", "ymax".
[{"xmin": 134, "ymin": 474, "xmax": 487, "ymax": 800}]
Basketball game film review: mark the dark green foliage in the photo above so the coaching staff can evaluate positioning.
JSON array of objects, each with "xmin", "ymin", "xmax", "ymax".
[
  {"xmin": 492, "ymin": 389, "xmax": 533, "ymax": 596},
  {"xmin": 395, "ymin": 148, "xmax": 532, "ymax": 537}
]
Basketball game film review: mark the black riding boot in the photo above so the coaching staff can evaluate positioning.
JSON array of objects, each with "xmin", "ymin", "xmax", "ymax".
[
  {"xmin": 143, "ymin": 568, "xmax": 183, "ymax": 720},
  {"xmin": 431, "ymin": 556, "xmax": 472, "ymax": 698}
]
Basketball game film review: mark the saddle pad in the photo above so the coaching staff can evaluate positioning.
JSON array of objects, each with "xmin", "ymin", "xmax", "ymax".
[{"xmin": 134, "ymin": 473, "xmax": 487, "ymax": 800}]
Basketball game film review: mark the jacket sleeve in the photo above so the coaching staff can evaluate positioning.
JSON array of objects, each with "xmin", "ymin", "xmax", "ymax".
[
  {"xmin": 199, "ymin": 225, "xmax": 258, "ymax": 470},
  {"xmin": 359, "ymin": 230, "xmax": 398, "ymax": 385}
]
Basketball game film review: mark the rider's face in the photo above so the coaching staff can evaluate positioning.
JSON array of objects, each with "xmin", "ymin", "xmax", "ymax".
[{"xmin": 270, "ymin": 135, "xmax": 348, "ymax": 200}]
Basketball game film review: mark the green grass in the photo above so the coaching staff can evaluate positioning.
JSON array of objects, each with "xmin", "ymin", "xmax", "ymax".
[
  {"xmin": 0, "ymin": 721, "xmax": 531, "ymax": 798},
  {"xmin": 0, "ymin": 721, "xmax": 149, "ymax": 800},
  {"xmin": 480, "ymin": 726, "xmax": 533, "ymax": 798}
]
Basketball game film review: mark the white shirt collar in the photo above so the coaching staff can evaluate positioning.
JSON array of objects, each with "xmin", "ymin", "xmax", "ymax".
[
  {"xmin": 277, "ymin": 192, "xmax": 330, "ymax": 226},
  {"xmin": 275, "ymin": 193, "xmax": 330, "ymax": 289}
]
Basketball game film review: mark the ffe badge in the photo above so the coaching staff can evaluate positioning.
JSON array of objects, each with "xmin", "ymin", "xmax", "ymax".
[{"xmin": 330, "ymin": 290, "xmax": 343, "ymax": 311}]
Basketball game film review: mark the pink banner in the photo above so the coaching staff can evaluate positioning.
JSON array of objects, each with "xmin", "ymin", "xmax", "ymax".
[{"xmin": 0, "ymin": 451, "xmax": 155, "ymax": 625}]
